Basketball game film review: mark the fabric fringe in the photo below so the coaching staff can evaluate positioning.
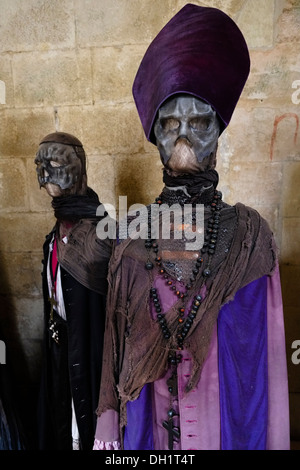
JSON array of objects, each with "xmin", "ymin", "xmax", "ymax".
[{"xmin": 93, "ymin": 439, "xmax": 121, "ymax": 450}]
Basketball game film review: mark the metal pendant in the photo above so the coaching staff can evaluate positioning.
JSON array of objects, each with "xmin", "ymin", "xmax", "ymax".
[{"xmin": 49, "ymin": 319, "xmax": 59, "ymax": 344}]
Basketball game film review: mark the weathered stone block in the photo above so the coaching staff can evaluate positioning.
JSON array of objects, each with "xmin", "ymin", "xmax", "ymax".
[
  {"xmin": 0, "ymin": 108, "xmax": 54, "ymax": 157},
  {"xmin": 0, "ymin": 252, "xmax": 43, "ymax": 297},
  {"xmin": 238, "ymin": 0, "xmax": 275, "ymax": 49},
  {"xmin": 92, "ymin": 45, "xmax": 147, "ymax": 102},
  {"xmin": 0, "ymin": 212, "xmax": 55, "ymax": 253},
  {"xmin": 176, "ymin": 0, "xmax": 245, "ymax": 16},
  {"xmin": 282, "ymin": 162, "xmax": 300, "ymax": 217},
  {"xmin": 0, "ymin": 0, "xmax": 75, "ymax": 53},
  {"xmin": 0, "ymin": 56, "xmax": 14, "ymax": 107},
  {"xmin": 14, "ymin": 297, "xmax": 44, "ymax": 340},
  {"xmin": 0, "ymin": 158, "xmax": 28, "ymax": 212},
  {"xmin": 269, "ymin": 110, "xmax": 300, "ymax": 162},
  {"xmin": 222, "ymin": 107, "xmax": 276, "ymax": 163},
  {"xmin": 114, "ymin": 151, "xmax": 163, "ymax": 208},
  {"xmin": 58, "ymin": 103, "xmax": 144, "ymax": 156},
  {"xmin": 86, "ymin": 154, "xmax": 116, "ymax": 208},
  {"xmin": 75, "ymin": 0, "xmax": 176, "ymax": 47},
  {"xmin": 221, "ymin": 161, "xmax": 282, "ymax": 208},
  {"xmin": 244, "ymin": 46, "xmax": 300, "ymax": 109},
  {"xmin": 13, "ymin": 49, "xmax": 93, "ymax": 107},
  {"xmin": 276, "ymin": 6, "xmax": 300, "ymax": 44},
  {"xmin": 254, "ymin": 204, "xmax": 280, "ymax": 237}
]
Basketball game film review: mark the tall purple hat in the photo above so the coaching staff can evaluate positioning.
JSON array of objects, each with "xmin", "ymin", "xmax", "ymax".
[{"xmin": 132, "ymin": 3, "xmax": 250, "ymax": 144}]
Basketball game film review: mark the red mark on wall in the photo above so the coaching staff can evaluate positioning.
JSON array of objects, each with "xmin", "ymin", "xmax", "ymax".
[{"xmin": 270, "ymin": 113, "xmax": 299, "ymax": 160}]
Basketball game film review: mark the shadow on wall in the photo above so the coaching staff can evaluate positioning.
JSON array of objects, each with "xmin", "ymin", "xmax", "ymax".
[
  {"xmin": 0, "ymin": 250, "xmax": 37, "ymax": 449},
  {"xmin": 279, "ymin": 159, "xmax": 300, "ymax": 450}
]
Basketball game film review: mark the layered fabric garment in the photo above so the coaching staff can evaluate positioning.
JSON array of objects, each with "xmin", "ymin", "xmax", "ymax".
[
  {"xmin": 37, "ymin": 189, "xmax": 112, "ymax": 450},
  {"xmin": 94, "ymin": 193, "xmax": 289, "ymax": 450}
]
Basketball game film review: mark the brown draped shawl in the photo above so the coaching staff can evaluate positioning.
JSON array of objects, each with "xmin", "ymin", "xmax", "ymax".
[
  {"xmin": 56, "ymin": 218, "xmax": 112, "ymax": 296},
  {"xmin": 50, "ymin": 187, "xmax": 112, "ymax": 296},
  {"xmin": 96, "ymin": 202, "xmax": 277, "ymax": 431}
]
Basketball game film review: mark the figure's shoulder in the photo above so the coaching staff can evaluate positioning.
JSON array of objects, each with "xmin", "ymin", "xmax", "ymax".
[
  {"xmin": 234, "ymin": 202, "xmax": 271, "ymax": 226},
  {"xmin": 233, "ymin": 201, "xmax": 259, "ymax": 216},
  {"xmin": 232, "ymin": 201, "xmax": 274, "ymax": 249}
]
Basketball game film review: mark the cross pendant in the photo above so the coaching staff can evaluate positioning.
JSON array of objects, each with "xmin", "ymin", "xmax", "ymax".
[
  {"xmin": 48, "ymin": 289, "xmax": 59, "ymax": 344},
  {"xmin": 48, "ymin": 289, "xmax": 58, "ymax": 321},
  {"xmin": 49, "ymin": 319, "xmax": 59, "ymax": 344},
  {"xmin": 163, "ymin": 416, "xmax": 180, "ymax": 450}
]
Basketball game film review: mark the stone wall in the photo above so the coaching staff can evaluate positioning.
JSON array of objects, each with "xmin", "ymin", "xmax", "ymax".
[{"xmin": 0, "ymin": 0, "xmax": 299, "ymax": 448}]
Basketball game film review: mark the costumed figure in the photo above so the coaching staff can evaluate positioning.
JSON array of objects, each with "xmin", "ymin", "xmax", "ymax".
[
  {"xmin": 35, "ymin": 132, "xmax": 111, "ymax": 450},
  {"xmin": 94, "ymin": 5, "xmax": 290, "ymax": 450}
]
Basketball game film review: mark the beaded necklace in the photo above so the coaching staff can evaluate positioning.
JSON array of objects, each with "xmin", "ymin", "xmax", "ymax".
[{"xmin": 144, "ymin": 188, "xmax": 223, "ymax": 449}]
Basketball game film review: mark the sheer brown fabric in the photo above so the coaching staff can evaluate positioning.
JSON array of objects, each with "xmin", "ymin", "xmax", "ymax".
[
  {"xmin": 57, "ymin": 218, "xmax": 112, "ymax": 296},
  {"xmin": 96, "ymin": 202, "xmax": 277, "ymax": 432}
]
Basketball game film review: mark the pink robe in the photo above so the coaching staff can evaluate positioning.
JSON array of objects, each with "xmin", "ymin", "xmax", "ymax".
[{"xmin": 94, "ymin": 264, "xmax": 289, "ymax": 450}]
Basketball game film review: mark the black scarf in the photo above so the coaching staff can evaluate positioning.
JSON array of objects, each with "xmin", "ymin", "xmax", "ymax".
[
  {"xmin": 163, "ymin": 169, "xmax": 219, "ymax": 193},
  {"xmin": 51, "ymin": 187, "xmax": 103, "ymax": 221},
  {"xmin": 162, "ymin": 169, "xmax": 219, "ymax": 205}
]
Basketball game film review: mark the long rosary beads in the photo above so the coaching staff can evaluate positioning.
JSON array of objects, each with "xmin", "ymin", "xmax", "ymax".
[
  {"xmin": 145, "ymin": 189, "xmax": 222, "ymax": 349},
  {"xmin": 48, "ymin": 238, "xmax": 60, "ymax": 344},
  {"xmin": 144, "ymin": 188, "xmax": 223, "ymax": 449}
]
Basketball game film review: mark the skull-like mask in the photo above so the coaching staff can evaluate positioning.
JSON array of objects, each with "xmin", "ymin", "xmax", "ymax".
[
  {"xmin": 35, "ymin": 141, "xmax": 86, "ymax": 197},
  {"xmin": 154, "ymin": 95, "xmax": 220, "ymax": 175}
]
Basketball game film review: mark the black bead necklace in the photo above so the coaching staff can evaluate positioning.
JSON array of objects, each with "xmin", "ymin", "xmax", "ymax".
[
  {"xmin": 145, "ymin": 189, "xmax": 222, "ymax": 339},
  {"xmin": 144, "ymin": 188, "xmax": 223, "ymax": 449}
]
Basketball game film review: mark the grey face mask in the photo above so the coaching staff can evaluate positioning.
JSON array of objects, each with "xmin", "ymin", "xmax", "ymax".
[
  {"xmin": 153, "ymin": 95, "xmax": 220, "ymax": 173},
  {"xmin": 34, "ymin": 142, "xmax": 84, "ymax": 194}
]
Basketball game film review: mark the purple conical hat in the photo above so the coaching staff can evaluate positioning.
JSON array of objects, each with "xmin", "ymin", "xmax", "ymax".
[{"xmin": 132, "ymin": 3, "xmax": 250, "ymax": 143}]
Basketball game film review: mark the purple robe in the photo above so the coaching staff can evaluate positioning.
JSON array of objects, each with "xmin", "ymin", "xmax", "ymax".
[
  {"xmin": 94, "ymin": 264, "xmax": 289, "ymax": 450},
  {"xmin": 120, "ymin": 268, "xmax": 290, "ymax": 450}
]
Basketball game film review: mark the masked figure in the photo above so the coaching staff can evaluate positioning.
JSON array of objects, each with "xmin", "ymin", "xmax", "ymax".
[
  {"xmin": 94, "ymin": 5, "xmax": 290, "ymax": 450},
  {"xmin": 35, "ymin": 132, "xmax": 111, "ymax": 450}
]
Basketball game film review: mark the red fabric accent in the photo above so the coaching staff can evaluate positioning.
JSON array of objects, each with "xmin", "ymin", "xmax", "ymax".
[{"xmin": 51, "ymin": 238, "xmax": 58, "ymax": 292}]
